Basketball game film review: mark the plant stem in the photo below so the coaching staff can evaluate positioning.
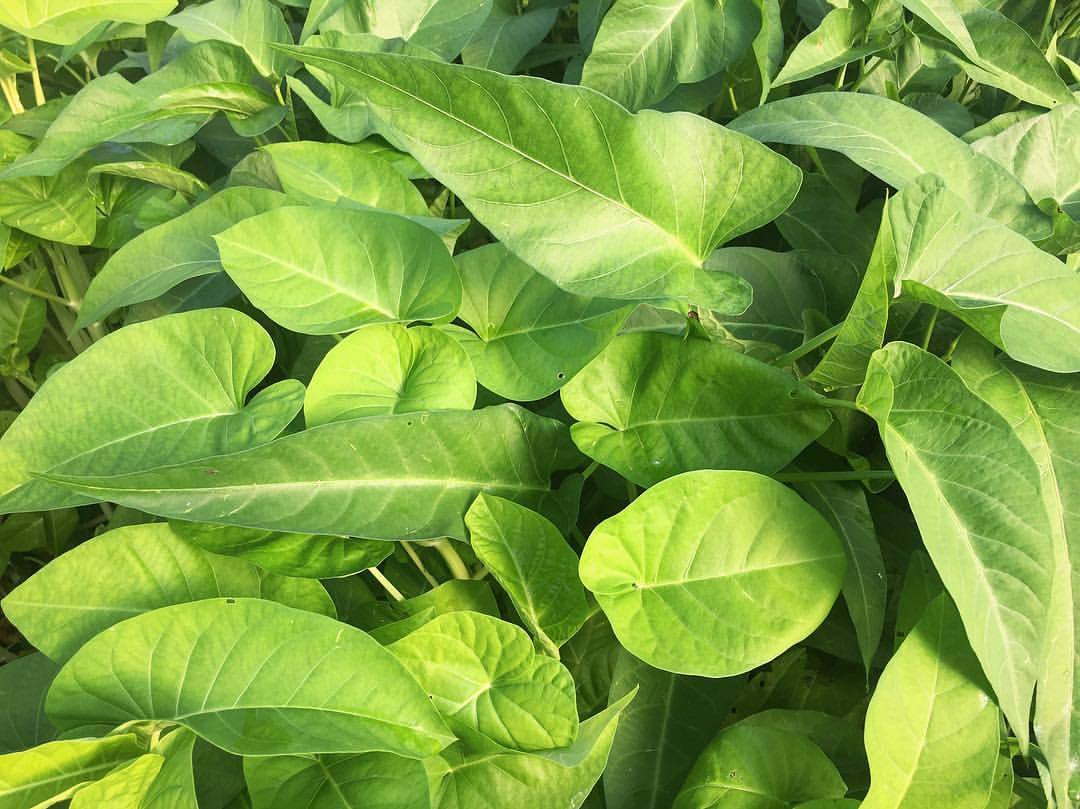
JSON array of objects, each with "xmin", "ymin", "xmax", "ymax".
[
  {"xmin": 368, "ymin": 567, "xmax": 405, "ymax": 601},
  {"xmin": 431, "ymin": 539, "xmax": 471, "ymax": 580},
  {"xmin": 774, "ymin": 470, "xmax": 895, "ymax": 483},
  {"xmin": 816, "ymin": 395, "xmax": 861, "ymax": 412},
  {"xmin": 0, "ymin": 77, "xmax": 24, "ymax": 115},
  {"xmin": 25, "ymin": 39, "xmax": 45, "ymax": 105},
  {"xmin": 920, "ymin": 308, "xmax": 939, "ymax": 350},
  {"xmin": 2, "ymin": 377, "xmax": 30, "ymax": 408},
  {"xmin": 402, "ymin": 542, "xmax": 439, "ymax": 588},
  {"xmin": 771, "ymin": 322, "xmax": 844, "ymax": 366},
  {"xmin": 582, "ymin": 460, "xmax": 599, "ymax": 480},
  {"xmin": 0, "ymin": 273, "xmax": 73, "ymax": 307}
]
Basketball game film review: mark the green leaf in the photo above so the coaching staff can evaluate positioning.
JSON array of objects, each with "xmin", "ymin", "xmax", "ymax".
[
  {"xmin": 0, "ymin": 309, "xmax": 300, "ymax": 513},
  {"xmin": 461, "ymin": 0, "xmax": 559, "ymax": 73},
  {"xmin": 244, "ymin": 751, "xmax": 429, "ymax": 809},
  {"xmin": 428, "ymin": 690, "xmax": 633, "ymax": 809},
  {"xmin": 0, "ymin": 267, "xmax": 46, "ymax": 374},
  {"xmin": 0, "ymin": 159, "xmax": 97, "ymax": 245},
  {"xmin": 46, "ymin": 598, "xmax": 454, "ymax": 757},
  {"xmin": 465, "ymin": 494, "xmax": 590, "ymax": 653},
  {"xmin": 888, "ymin": 175, "xmax": 1080, "ymax": 373},
  {"xmin": 278, "ymin": 47, "xmax": 801, "ymax": 306},
  {"xmin": 0, "ymin": 735, "xmax": 144, "ymax": 809},
  {"xmin": 561, "ymin": 332, "xmax": 832, "ymax": 487},
  {"xmin": 774, "ymin": 2, "xmax": 888, "ymax": 86},
  {"xmin": 141, "ymin": 728, "xmax": 200, "ymax": 809},
  {"xmin": 856, "ymin": 342, "xmax": 1053, "ymax": 748},
  {"xmin": 603, "ymin": 650, "xmax": 742, "ymax": 809},
  {"xmin": 453, "ymin": 243, "xmax": 632, "ymax": 401},
  {"xmin": 972, "ymin": 103, "xmax": 1080, "ymax": 221},
  {"xmin": 261, "ymin": 140, "xmax": 428, "ymax": 215},
  {"xmin": 579, "ymin": 470, "xmax": 846, "ymax": 677},
  {"xmin": 390, "ymin": 611, "xmax": 579, "ymax": 751},
  {"xmin": 673, "ymin": 724, "xmax": 847, "ymax": 809},
  {"xmin": 0, "ymin": 653, "xmax": 58, "ymax": 754},
  {"xmin": 581, "ymin": 0, "xmax": 760, "ymax": 111},
  {"xmin": 951, "ymin": 338, "xmax": 1080, "ymax": 805},
  {"xmin": 167, "ymin": 0, "xmax": 296, "ymax": 79},
  {"xmin": 87, "ymin": 161, "xmax": 209, "ymax": 199},
  {"xmin": 69, "ymin": 754, "xmax": 165, "ymax": 809},
  {"xmin": 169, "ymin": 521, "xmax": 392, "ymax": 579},
  {"xmin": 305, "ymin": 324, "xmax": 475, "ymax": 426},
  {"xmin": 362, "ymin": 0, "xmax": 494, "ymax": 60},
  {"xmin": 215, "ymin": 206, "xmax": 461, "ymax": 334},
  {"xmin": 0, "ymin": 0, "xmax": 176, "ymax": 44},
  {"xmin": 40, "ymin": 404, "xmax": 578, "ymax": 541},
  {"xmin": 730, "ymin": 91, "xmax": 1050, "ymax": 239},
  {"xmin": 2, "ymin": 523, "xmax": 333, "ymax": 661},
  {"xmin": 860, "ymin": 594, "xmax": 1002, "ymax": 809},
  {"xmin": 78, "ymin": 187, "xmax": 291, "ymax": 327}
]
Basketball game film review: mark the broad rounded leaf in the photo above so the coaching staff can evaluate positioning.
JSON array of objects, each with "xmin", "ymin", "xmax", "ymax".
[
  {"xmin": 390, "ymin": 611, "xmax": 579, "ymax": 751},
  {"xmin": 580, "ymin": 470, "xmax": 846, "ymax": 676},
  {"xmin": 244, "ymin": 751, "xmax": 428, "ymax": 809},
  {"xmin": 279, "ymin": 48, "xmax": 801, "ymax": 306},
  {"xmin": 305, "ymin": 323, "xmax": 475, "ymax": 426},
  {"xmin": 0, "ymin": 653, "xmax": 57, "ymax": 754},
  {"xmin": 0, "ymin": 0, "xmax": 176, "ymax": 43},
  {"xmin": 166, "ymin": 0, "xmax": 295, "ymax": 79},
  {"xmin": 561, "ymin": 332, "xmax": 832, "ymax": 486},
  {"xmin": 215, "ymin": 206, "xmax": 462, "ymax": 334},
  {"xmin": 0, "ymin": 309, "xmax": 300, "ymax": 513},
  {"xmin": 2, "ymin": 523, "xmax": 334, "ymax": 661},
  {"xmin": 46, "ymin": 598, "xmax": 454, "ymax": 758}
]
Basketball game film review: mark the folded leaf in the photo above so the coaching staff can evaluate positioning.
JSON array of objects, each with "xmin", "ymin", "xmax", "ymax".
[
  {"xmin": 278, "ymin": 47, "xmax": 801, "ymax": 306},
  {"xmin": 2, "ymin": 523, "xmax": 333, "ymax": 661},
  {"xmin": 0, "ymin": 735, "xmax": 144, "ymax": 809},
  {"xmin": 46, "ymin": 599, "xmax": 454, "ymax": 757},
  {"xmin": 580, "ymin": 470, "xmax": 846, "ymax": 677},
  {"xmin": 166, "ymin": 0, "xmax": 296, "ymax": 79},
  {"xmin": 0, "ymin": 309, "xmax": 300, "ymax": 512},
  {"xmin": 40, "ymin": 404, "xmax": 578, "ymax": 540},
  {"xmin": 562, "ymin": 332, "xmax": 832, "ymax": 486},
  {"xmin": 69, "ymin": 754, "xmax": 164, "ymax": 809},
  {"xmin": 857, "ymin": 342, "xmax": 1053, "ymax": 748}
]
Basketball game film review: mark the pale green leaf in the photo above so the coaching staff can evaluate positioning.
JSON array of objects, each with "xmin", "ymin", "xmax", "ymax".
[
  {"xmin": 167, "ymin": 0, "xmax": 295, "ymax": 78},
  {"xmin": 856, "ymin": 342, "xmax": 1053, "ymax": 748},
  {"xmin": 279, "ymin": 47, "xmax": 801, "ymax": 306},
  {"xmin": 580, "ymin": 470, "xmax": 846, "ymax": 677},
  {"xmin": 46, "ymin": 598, "xmax": 454, "ymax": 757},
  {"xmin": 69, "ymin": 754, "xmax": 164, "ymax": 809},
  {"xmin": 244, "ymin": 751, "xmax": 429, "ymax": 809},
  {"xmin": 0, "ymin": 159, "xmax": 96, "ymax": 246},
  {"xmin": 140, "ymin": 728, "xmax": 199, "ymax": 809},
  {"xmin": 561, "ymin": 332, "xmax": 832, "ymax": 486},
  {"xmin": 2, "ymin": 523, "xmax": 334, "ymax": 661},
  {"xmin": 0, "ymin": 0, "xmax": 176, "ymax": 44},
  {"xmin": 774, "ymin": 2, "xmax": 888, "ymax": 86},
  {"xmin": 0, "ymin": 735, "xmax": 144, "ymax": 809},
  {"xmin": 87, "ymin": 161, "xmax": 209, "ymax": 199},
  {"xmin": 461, "ymin": 0, "xmax": 559, "ymax": 73},
  {"xmin": 362, "ymin": 0, "xmax": 494, "ymax": 60}
]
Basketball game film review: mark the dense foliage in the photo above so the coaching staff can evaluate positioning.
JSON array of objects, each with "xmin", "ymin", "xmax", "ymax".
[{"xmin": 0, "ymin": 1, "xmax": 1078, "ymax": 807}]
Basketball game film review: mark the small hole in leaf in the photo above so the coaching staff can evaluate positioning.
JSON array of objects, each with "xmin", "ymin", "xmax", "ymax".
[
  {"xmin": 556, "ymin": 372, "xmax": 566, "ymax": 380},
  {"xmin": 225, "ymin": 598, "xmax": 236, "ymax": 605}
]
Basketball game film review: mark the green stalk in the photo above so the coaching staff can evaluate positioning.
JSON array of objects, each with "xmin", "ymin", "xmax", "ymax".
[
  {"xmin": 368, "ymin": 567, "xmax": 405, "ymax": 601},
  {"xmin": 771, "ymin": 322, "xmax": 843, "ymax": 367},
  {"xmin": 429, "ymin": 539, "xmax": 471, "ymax": 580},
  {"xmin": 0, "ymin": 273, "xmax": 73, "ymax": 307},
  {"xmin": 402, "ymin": 542, "xmax": 440, "ymax": 588},
  {"xmin": 25, "ymin": 38, "xmax": 45, "ymax": 105},
  {"xmin": 2, "ymin": 377, "xmax": 30, "ymax": 408}
]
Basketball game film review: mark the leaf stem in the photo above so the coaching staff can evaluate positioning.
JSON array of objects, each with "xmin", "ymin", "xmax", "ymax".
[
  {"xmin": 25, "ymin": 39, "xmax": 45, "ymax": 106},
  {"xmin": 774, "ymin": 470, "xmax": 895, "ymax": 483},
  {"xmin": 402, "ymin": 542, "xmax": 439, "ymax": 588},
  {"xmin": 367, "ymin": 566, "xmax": 405, "ymax": 601},
  {"xmin": 2, "ymin": 377, "xmax": 30, "ymax": 408},
  {"xmin": 920, "ymin": 308, "xmax": 938, "ymax": 350},
  {"xmin": 430, "ymin": 539, "xmax": 471, "ymax": 580},
  {"xmin": 771, "ymin": 322, "xmax": 843, "ymax": 366},
  {"xmin": 0, "ymin": 273, "xmax": 73, "ymax": 307},
  {"xmin": 0, "ymin": 77, "xmax": 24, "ymax": 115}
]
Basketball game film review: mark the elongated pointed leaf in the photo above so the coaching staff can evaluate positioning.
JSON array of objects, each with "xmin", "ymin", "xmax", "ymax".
[
  {"xmin": 580, "ymin": 470, "xmax": 846, "ymax": 677},
  {"xmin": 774, "ymin": 2, "xmax": 887, "ymax": 86},
  {"xmin": 363, "ymin": 0, "xmax": 494, "ymax": 60},
  {"xmin": 167, "ymin": 0, "xmax": 295, "ymax": 79},
  {"xmin": 466, "ymin": 494, "xmax": 590, "ymax": 653},
  {"xmin": 730, "ymin": 92, "xmax": 1049, "ymax": 239},
  {"xmin": 215, "ymin": 206, "xmax": 462, "ymax": 334},
  {"xmin": 46, "ymin": 599, "xmax": 454, "ymax": 757},
  {"xmin": 0, "ymin": 653, "xmax": 57, "ymax": 754},
  {"xmin": 244, "ymin": 751, "xmax": 428, "ymax": 809},
  {"xmin": 69, "ymin": 754, "xmax": 164, "ymax": 809},
  {"xmin": 0, "ymin": 735, "xmax": 144, "ymax": 809},
  {"xmin": 861, "ymin": 594, "xmax": 1001, "ymax": 809},
  {"xmin": 0, "ymin": 309, "xmax": 300, "ymax": 513},
  {"xmin": 562, "ymin": 332, "xmax": 832, "ymax": 486},
  {"xmin": 856, "ymin": 342, "xmax": 1053, "ymax": 748},
  {"xmin": 2, "ymin": 523, "xmax": 333, "ymax": 661},
  {"xmin": 278, "ymin": 47, "xmax": 801, "ymax": 306},
  {"xmin": 40, "ymin": 404, "xmax": 578, "ymax": 541},
  {"xmin": 139, "ymin": 728, "xmax": 199, "ymax": 809}
]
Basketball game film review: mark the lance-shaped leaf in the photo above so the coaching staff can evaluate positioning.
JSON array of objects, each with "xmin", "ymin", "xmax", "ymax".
[
  {"xmin": 561, "ymin": 332, "xmax": 832, "ymax": 486},
  {"xmin": 244, "ymin": 751, "xmax": 429, "ymax": 809},
  {"xmin": 774, "ymin": 1, "xmax": 888, "ymax": 87},
  {"xmin": 428, "ymin": 691, "xmax": 633, "ymax": 809},
  {"xmin": 580, "ymin": 470, "xmax": 846, "ymax": 677},
  {"xmin": 465, "ymin": 494, "xmax": 590, "ymax": 653},
  {"xmin": 0, "ymin": 653, "xmax": 57, "ymax": 754},
  {"xmin": 0, "ymin": 0, "xmax": 176, "ymax": 43},
  {"xmin": 278, "ymin": 47, "xmax": 801, "ymax": 306},
  {"xmin": 78, "ymin": 188, "xmax": 293, "ymax": 327},
  {"xmin": 0, "ymin": 735, "xmax": 144, "ymax": 809},
  {"xmin": 46, "ymin": 599, "xmax": 454, "ymax": 758},
  {"xmin": 305, "ymin": 324, "xmax": 475, "ymax": 426},
  {"xmin": 952, "ymin": 339, "xmax": 1080, "ymax": 804},
  {"xmin": 0, "ymin": 309, "xmax": 302, "ymax": 513},
  {"xmin": 40, "ymin": 404, "xmax": 578, "ymax": 541},
  {"xmin": 730, "ymin": 91, "xmax": 1049, "ymax": 239},
  {"xmin": 390, "ymin": 611, "xmax": 579, "ymax": 751},
  {"xmin": 461, "ymin": 0, "xmax": 559, "ymax": 74},
  {"xmin": 604, "ymin": 650, "xmax": 742, "ymax": 809},
  {"xmin": 362, "ymin": 0, "xmax": 494, "ymax": 60},
  {"xmin": 861, "ymin": 594, "xmax": 1002, "ymax": 809},
  {"xmin": 856, "ymin": 342, "xmax": 1053, "ymax": 748},
  {"xmin": 166, "ymin": 0, "xmax": 296, "ymax": 79},
  {"xmin": 888, "ymin": 176, "xmax": 1080, "ymax": 373},
  {"xmin": 2, "ymin": 523, "xmax": 334, "ymax": 661},
  {"xmin": 453, "ymin": 244, "xmax": 632, "ymax": 401},
  {"xmin": 169, "ymin": 521, "xmax": 392, "ymax": 579},
  {"xmin": 139, "ymin": 728, "xmax": 199, "ymax": 809},
  {"xmin": 68, "ymin": 754, "xmax": 164, "ymax": 809},
  {"xmin": 581, "ymin": 0, "xmax": 760, "ymax": 111},
  {"xmin": 673, "ymin": 724, "xmax": 847, "ymax": 809},
  {"xmin": 215, "ymin": 206, "xmax": 462, "ymax": 334}
]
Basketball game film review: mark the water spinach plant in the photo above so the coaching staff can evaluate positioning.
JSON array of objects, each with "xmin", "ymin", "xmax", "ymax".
[{"xmin": 0, "ymin": 0, "xmax": 1078, "ymax": 807}]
